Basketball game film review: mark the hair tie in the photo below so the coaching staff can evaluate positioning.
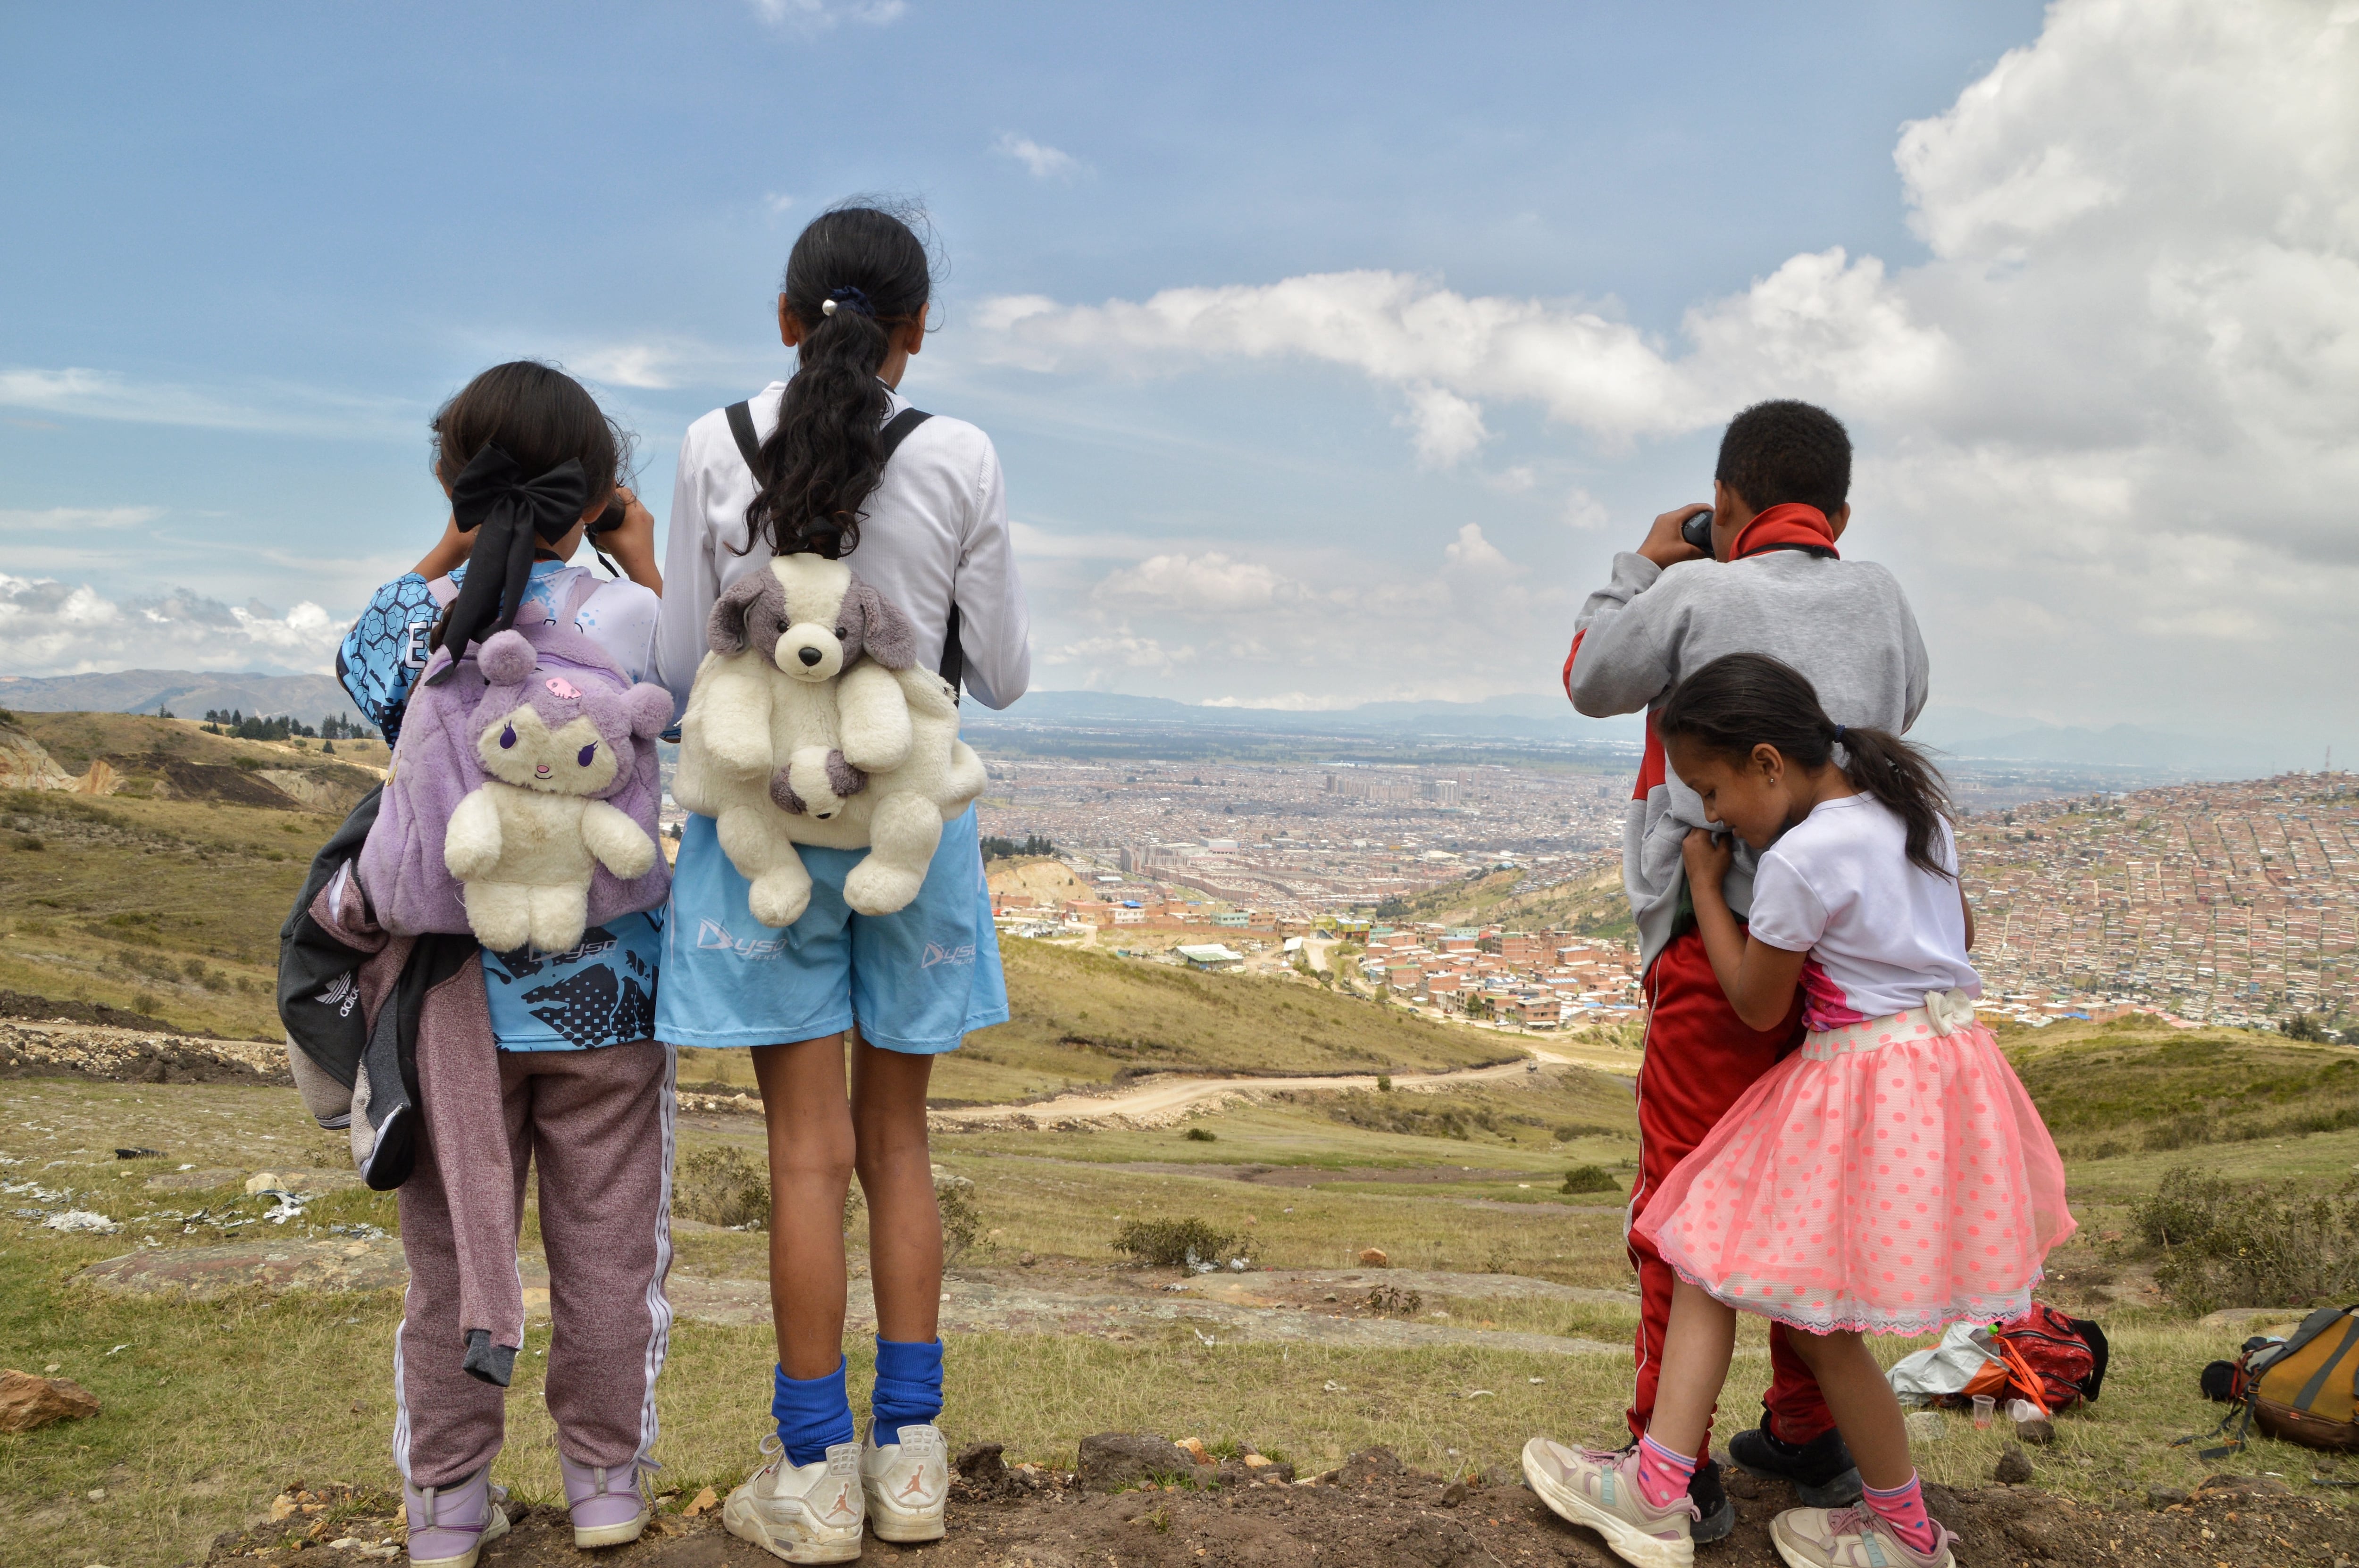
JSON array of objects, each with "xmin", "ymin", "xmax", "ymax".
[
  {"xmin": 1833, "ymin": 724, "xmax": 1848, "ymax": 743},
  {"xmin": 820, "ymin": 287, "xmax": 875, "ymax": 319}
]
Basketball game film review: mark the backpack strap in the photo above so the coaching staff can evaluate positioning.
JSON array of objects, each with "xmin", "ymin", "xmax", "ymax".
[
  {"xmin": 425, "ymin": 574, "xmax": 460, "ymax": 608},
  {"xmin": 725, "ymin": 400, "xmax": 959, "ymax": 697}
]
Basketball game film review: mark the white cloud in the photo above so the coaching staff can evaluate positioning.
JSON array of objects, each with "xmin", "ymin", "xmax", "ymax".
[
  {"xmin": 764, "ymin": 192, "xmax": 796, "ymax": 217},
  {"xmin": 993, "ymin": 132, "xmax": 1083, "ymax": 182},
  {"xmin": 1562, "ymin": 488, "xmax": 1610, "ymax": 531},
  {"xmin": 562, "ymin": 340, "xmax": 715, "ymax": 392},
  {"xmin": 1396, "ymin": 383, "xmax": 1489, "ymax": 467},
  {"xmin": 0, "ymin": 367, "xmax": 412, "ymax": 437},
  {"xmin": 0, "ymin": 505, "xmax": 162, "ymax": 532},
  {"xmin": 0, "ymin": 574, "xmax": 343, "ymax": 678},
  {"xmin": 748, "ymin": 0, "xmax": 905, "ymax": 30},
  {"xmin": 1097, "ymin": 551, "xmax": 1307, "ymax": 615},
  {"xmin": 1040, "ymin": 632, "xmax": 1196, "ymax": 680},
  {"xmin": 1442, "ymin": 522, "xmax": 1509, "ymax": 575},
  {"xmin": 984, "ymin": 0, "xmax": 2359, "ymax": 727}
]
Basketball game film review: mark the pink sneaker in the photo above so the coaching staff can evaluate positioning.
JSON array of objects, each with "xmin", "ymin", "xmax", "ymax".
[
  {"xmin": 1520, "ymin": 1438, "xmax": 1698, "ymax": 1568},
  {"xmin": 1770, "ymin": 1505, "xmax": 1957, "ymax": 1568},
  {"xmin": 558, "ymin": 1454, "xmax": 651, "ymax": 1549},
  {"xmin": 402, "ymin": 1465, "xmax": 510, "ymax": 1568}
]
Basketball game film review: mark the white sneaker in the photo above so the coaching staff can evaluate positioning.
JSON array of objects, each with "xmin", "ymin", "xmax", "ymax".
[
  {"xmin": 862, "ymin": 1422, "xmax": 948, "ymax": 1543},
  {"xmin": 721, "ymin": 1436, "xmax": 865, "ymax": 1564}
]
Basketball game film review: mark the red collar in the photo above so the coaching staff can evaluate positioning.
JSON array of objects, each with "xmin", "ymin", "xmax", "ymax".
[{"xmin": 1729, "ymin": 502, "xmax": 1840, "ymax": 561}]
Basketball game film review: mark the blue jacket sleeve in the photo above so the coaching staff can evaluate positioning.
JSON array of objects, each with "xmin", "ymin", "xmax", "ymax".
[{"xmin": 336, "ymin": 575, "xmax": 440, "ymax": 746}]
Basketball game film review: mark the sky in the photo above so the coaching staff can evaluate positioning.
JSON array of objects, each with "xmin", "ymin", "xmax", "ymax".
[{"xmin": 2, "ymin": 0, "xmax": 2355, "ymax": 760}]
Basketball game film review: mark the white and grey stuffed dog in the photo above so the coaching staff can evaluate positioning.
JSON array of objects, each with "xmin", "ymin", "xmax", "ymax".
[{"xmin": 673, "ymin": 554, "xmax": 986, "ymax": 926}]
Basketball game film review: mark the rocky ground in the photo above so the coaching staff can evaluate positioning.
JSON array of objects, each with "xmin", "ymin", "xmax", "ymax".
[
  {"xmin": 0, "ymin": 1009, "xmax": 287, "ymax": 1084},
  {"xmin": 196, "ymin": 1446, "xmax": 2359, "ymax": 1568}
]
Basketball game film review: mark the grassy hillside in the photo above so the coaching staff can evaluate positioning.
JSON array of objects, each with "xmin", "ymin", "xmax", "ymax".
[
  {"xmin": 1999, "ymin": 1015, "xmax": 2359, "ymax": 1161},
  {"xmin": 0, "ymin": 786, "xmax": 320, "ymax": 1038},
  {"xmin": 1376, "ymin": 859, "xmax": 1632, "ymax": 941},
  {"xmin": 13, "ymin": 710, "xmax": 384, "ymax": 812},
  {"xmin": 685, "ymin": 936, "xmax": 1530, "ymax": 1103}
]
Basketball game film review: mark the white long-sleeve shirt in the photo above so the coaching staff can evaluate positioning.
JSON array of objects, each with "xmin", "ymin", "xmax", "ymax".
[{"xmin": 653, "ymin": 380, "xmax": 1031, "ymax": 717}]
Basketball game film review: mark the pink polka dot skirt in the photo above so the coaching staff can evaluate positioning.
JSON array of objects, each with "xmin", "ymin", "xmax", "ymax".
[{"xmin": 1633, "ymin": 1006, "xmax": 2075, "ymax": 1336}]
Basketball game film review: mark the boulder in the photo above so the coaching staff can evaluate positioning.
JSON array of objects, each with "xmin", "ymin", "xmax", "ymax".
[
  {"xmin": 1993, "ymin": 1444, "xmax": 2034, "ymax": 1485},
  {"xmin": 1077, "ymin": 1432, "xmax": 1195, "ymax": 1493},
  {"xmin": 1357, "ymin": 1248, "xmax": 1389, "ymax": 1267},
  {"xmin": 0, "ymin": 1369, "xmax": 100, "ymax": 1433}
]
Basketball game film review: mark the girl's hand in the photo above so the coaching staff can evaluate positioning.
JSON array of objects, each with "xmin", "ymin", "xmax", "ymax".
[
  {"xmin": 1682, "ymin": 826, "xmax": 1734, "ymax": 892},
  {"xmin": 603, "ymin": 486, "xmax": 663, "ymax": 594},
  {"xmin": 412, "ymin": 515, "xmax": 470, "ymax": 579}
]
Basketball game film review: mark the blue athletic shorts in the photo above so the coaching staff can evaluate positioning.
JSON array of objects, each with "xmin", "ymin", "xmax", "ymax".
[{"xmin": 652, "ymin": 806, "xmax": 1008, "ymax": 1054}]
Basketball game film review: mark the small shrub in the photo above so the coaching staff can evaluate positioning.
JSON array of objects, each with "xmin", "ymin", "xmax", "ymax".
[
  {"xmin": 1561, "ymin": 1165, "xmax": 1620, "ymax": 1195},
  {"xmin": 674, "ymin": 1146, "xmax": 770, "ymax": 1230},
  {"xmin": 1376, "ymin": 1074, "xmax": 1393, "ymax": 1093},
  {"xmin": 1364, "ymin": 1284, "xmax": 1423, "ymax": 1317},
  {"xmin": 14, "ymin": 834, "xmax": 42, "ymax": 852},
  {"xmin": 938, "ymin": 1183, "xmax": 982, "ymax": 1265},
  {"xmin": 2130, "ymin": 1165, "xmax": 2359, "ymax": 1316},
  {"xmin": 1111, "ymin": 1216, "xmax": 1238, "ymax": 1268},
  {"xmin": 1183, "ymin": 1126, "xmax": 1218, "ymax": 1143}
]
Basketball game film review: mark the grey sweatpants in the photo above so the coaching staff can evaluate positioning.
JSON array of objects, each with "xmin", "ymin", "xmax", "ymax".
[{"xmin": 393, "ymin": 1039, "xmax": 677, "ymax": 1489}]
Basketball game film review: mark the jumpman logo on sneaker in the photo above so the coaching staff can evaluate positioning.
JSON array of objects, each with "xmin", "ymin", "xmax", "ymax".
[
  {"xmin": 824, "ymin": 1483, "xmax": 857, "ymax": 1522},
  {"xmin": 898, "ymin": 1472, "xmax": 935, "ymax": 1503}
]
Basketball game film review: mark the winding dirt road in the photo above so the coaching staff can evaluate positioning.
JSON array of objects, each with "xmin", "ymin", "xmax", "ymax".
[{"xmin": 928, "ymin": 1035, "xmax": 1639, "ymax": 1129}]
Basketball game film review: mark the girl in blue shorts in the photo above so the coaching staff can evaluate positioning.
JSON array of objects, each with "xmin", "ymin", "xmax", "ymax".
[{"xmin": 649, "ymin": 202, "xmax": 1029, "ymax": 1564}]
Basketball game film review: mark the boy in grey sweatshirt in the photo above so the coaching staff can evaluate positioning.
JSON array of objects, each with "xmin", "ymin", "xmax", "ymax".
[{"xmin": 1560, "ymin": 400, "xmax": 1928, "ymax": 1533}]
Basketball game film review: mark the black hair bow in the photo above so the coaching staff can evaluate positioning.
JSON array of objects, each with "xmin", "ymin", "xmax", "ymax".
[{"xmin": 426, "ymin": 445, "xmax": 588, "ymax": 684}]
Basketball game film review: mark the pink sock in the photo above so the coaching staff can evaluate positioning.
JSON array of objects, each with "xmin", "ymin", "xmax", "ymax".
[
  {"xmin": 1861, "ymin": 1472, "xmax": 1940, "ymax": 1553},
  {"xmin": 1633, "ymin": 1434, "xmax": 1696, "ymax": 1511}
]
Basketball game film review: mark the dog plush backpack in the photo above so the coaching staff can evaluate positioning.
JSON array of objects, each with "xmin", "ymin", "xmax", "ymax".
[
  {"xmin": 673, "ymin": 553, "xmax": 986, "ymax": 926},
  {"xmin": 359, "ymin": 573, "xmax": 673, "ymax": 947}
]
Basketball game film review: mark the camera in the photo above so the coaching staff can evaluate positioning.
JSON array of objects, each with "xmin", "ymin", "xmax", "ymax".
[
  {"xmin": 1680, "ymin": 508, "xmax": 1714, "ymax": 554},
  {"xmin": 588, "ymin": 498, "xmax": 627, "ymax": 536}
]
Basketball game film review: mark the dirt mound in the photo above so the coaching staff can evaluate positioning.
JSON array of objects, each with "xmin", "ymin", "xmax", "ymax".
[
  {"xmin": 158, "ymin": 757, "xmax": 309, "ymax": 809},
  {"xmin": 0, "ymin": 1014, "xmax": 288, "ymax": 1084},
  {"xmin": 0, "ymin": 987, "xmax": 201, "ymax": 1034},
  {"xmin": 198, "ymin": 1450, "xmax": 2359, "ymax": 1567}
]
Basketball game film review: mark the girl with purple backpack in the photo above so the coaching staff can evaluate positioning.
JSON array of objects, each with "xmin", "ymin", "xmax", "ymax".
[{"xmin": 332, "ymin": 362, "xmax": 675, "ymax": 1567}]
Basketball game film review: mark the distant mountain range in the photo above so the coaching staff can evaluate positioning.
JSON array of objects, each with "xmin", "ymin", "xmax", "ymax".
[
  {"xmin": 0, "ymin": 669, "xmax": 364, "ymax": 726},
  {"xmin": 976, "ymin": 692, "xmax": 2324, "ymax": 779},
  {"xmin": 0, "ymin": 667, "xmax": 2326, "ymax": 780}
]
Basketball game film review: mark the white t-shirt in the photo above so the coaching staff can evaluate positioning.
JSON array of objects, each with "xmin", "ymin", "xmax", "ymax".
[
  {"xmin": 652, "ymin": 380, "xmax": 1031, "ymax": 718},
  {"xmin": 1745, "ymin": 794, "xmax": 1980, "ymax": 1025}
]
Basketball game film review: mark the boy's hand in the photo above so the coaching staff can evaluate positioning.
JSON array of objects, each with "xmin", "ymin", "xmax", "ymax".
[
  {"xmin": 1638, "ymin": 504, "xmax": 1711, "ymax": 570},
  {"xmin": 603, "ymin": 486, "xmax": 663, "ymax": 594},
  {"xmin": 1681, "ymin": 826, "xmax": 1733, "ymax": 891}
]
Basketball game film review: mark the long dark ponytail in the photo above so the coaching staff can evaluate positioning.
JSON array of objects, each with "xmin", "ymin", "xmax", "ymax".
[
  {"xmin": 1657, "ymin": 651, "xmax": 1955, "ymax": 879},
  {"xmin": 741, "ymin": 201, "xmax": 934, "ymax": 559}
]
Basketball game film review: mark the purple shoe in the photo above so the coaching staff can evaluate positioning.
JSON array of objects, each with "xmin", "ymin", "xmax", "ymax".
[
  {"xmin": 559, "ymin": 1454, "xmax": 651, "ymax": 1549},
  {"xmin": 403, "ymin": 1465, "xmax": 510, "ymax": 1568}
]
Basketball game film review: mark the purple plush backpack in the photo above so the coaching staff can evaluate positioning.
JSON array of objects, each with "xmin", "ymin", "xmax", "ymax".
[{"xmin": 357, "ymin": 574, "xmax": 671, "ymax": 941}]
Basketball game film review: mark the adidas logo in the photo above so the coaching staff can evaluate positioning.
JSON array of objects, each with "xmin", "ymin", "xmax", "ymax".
[{"xmin": 313, "ymin": 973, "xmax": 359, "ymax": 1019}]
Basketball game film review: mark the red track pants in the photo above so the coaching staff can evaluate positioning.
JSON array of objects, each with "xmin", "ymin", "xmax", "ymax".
[{"xmin": 1625, "ymin": 929, "xmax": 1836, "ymax": 1447}]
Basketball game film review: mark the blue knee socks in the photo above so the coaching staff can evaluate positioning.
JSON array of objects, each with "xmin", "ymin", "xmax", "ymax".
[
  {"xmin": 870, "ymin": 1336, "xmax": 944, "ymax": 1447},
  {"xmin": 772, "ymin": 1360, "xmax": 854, "ymax": 1467}
]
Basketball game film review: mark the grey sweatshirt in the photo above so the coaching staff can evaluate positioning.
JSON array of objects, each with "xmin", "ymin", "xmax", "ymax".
[{"xmin": 1567, "ymin": 548, "xmax": 1929, "ymax": 970}]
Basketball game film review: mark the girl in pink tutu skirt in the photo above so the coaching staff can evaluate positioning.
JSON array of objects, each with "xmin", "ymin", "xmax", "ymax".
[{"xmin": 1524, "ymin": 652, "xmax": 2072, "ymax": 1568}]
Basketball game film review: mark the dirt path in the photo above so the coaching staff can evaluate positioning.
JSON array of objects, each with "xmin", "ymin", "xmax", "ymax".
[
  {"xmin": 930, "ymin": 1056, "xmax": 1566, "ymax": 1131},
  {"xmin": 72, "ymin": 1241, "xmax": 1640, "ymax": 1356},
  {"xmin": 202, "ymin": 1450, "xmax": 2359, "ymax": 1568}
]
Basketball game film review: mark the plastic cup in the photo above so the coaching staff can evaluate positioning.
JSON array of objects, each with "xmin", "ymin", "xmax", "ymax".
[{"xmin": 1972, "ymin": 1394, "xmax": 1996, "ymax": 1429}]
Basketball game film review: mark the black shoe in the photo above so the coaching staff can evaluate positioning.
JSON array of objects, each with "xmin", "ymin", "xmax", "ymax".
[
  {"xmin": 1727, "ymin": 1410, "xmax": 1863, "ymax": 1507},
  {"xmin": 1689, "ymin": 1458, "xmax": 1734, "ymax": 1543}
]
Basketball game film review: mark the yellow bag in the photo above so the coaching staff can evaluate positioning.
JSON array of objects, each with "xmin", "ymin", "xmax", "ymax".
[{"xmin": 2253, "ymin": 1305, "xmax": 2359, "ymax": 1451}]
